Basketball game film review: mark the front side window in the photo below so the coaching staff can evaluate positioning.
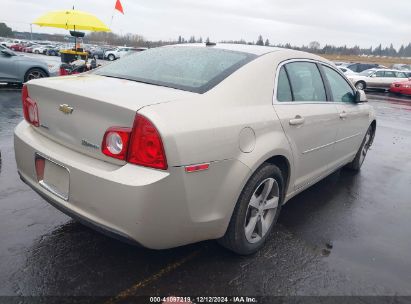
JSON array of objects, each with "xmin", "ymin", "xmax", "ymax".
[
  {"xmin": 277, "ymin": 67, "xmax": 292, "ymax": 102},
  {"xmin": 396, "ymin": 72, "xmax": 407, "ymax": 78},
  {"xmin": 375, "ymin": 71, "xmax": 384, "ymax": 77},
  {"xmin": 347, "ymin": 64, "xmax": 358, "ymax": 72},
  {"xmin": 322, "ymin": 66, "xmax": 355, "ymax": 103},
  {"xmin": 285, "ymin": 62, "xmax": 326, "ymax": 102},
  {"xmin": 359, "ymin": 69, "xmax": 375, "ymax": 76}
]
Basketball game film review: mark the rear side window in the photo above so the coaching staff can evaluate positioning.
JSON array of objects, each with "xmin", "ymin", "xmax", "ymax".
[
  {"xmin": 384, "ymin": 71, "xmax": 396, "ymax": 77},
  {"xmin": 277, "ymin": 67, "xmax": 292, "ymax": 102},
  {"xmin": 285, "ymin": 62, "xmax": 327, "ymax": 102},
  {"xmin": 396, "ymin": 72, "xmax": 407, "ymax": 78},
  {"xmin": 95, "ymin": 46, "xmax": 257, "ymax": 93},
  {"xmin": 322, "ymin": 66, "xmax": 355, "ymax": 103}
]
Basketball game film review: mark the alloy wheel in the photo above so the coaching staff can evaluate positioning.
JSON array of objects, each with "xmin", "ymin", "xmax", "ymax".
[
  {"xmin": 356, "ymin": 82, "xmax": 365, "ymax": 90},
  {"xmin": 244, "ymin": 177, "xmax": 279, "ymax": 243},
  {"xmin": 26, "ymin": 70, "xmax": 45, "ymax": 81}
]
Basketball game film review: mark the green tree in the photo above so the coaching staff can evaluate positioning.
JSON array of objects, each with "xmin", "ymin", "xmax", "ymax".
[
  {"xmin": 264, "ymin": 38, "xmax": 270, "ymax": 46},
  {"xmin": 256, "ymin": 35, "xmax": 264, "ymax": 46},
  {"xmin": 309, "ymin": 41, "xmax": 320, "ymax": 50},
  {"xmin": 0, "ymin": 23, "xmax": 13, "ymax": 37}
]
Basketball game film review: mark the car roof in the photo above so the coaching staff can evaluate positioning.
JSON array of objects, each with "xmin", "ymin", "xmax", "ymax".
[
  {"xmin": 169, "ymin": 43, "xmax": 333, "ymax": 65},
  {"xmin": 172, "ymin": 43, "xmax": 283, "ymax": 56}
]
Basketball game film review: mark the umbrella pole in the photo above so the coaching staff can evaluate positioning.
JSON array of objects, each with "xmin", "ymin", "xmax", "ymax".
[{"xmin": 74, "ymin": 25, "xmax": 76, "ymax": 51}]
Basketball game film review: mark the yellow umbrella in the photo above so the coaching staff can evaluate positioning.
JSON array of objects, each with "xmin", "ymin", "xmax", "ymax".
[{"xmin": 33, "ymin": 9, "xmax": 110, "ymax": 32}]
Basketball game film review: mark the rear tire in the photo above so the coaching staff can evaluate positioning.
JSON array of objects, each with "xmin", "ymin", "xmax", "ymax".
[
  {"xmin": 218, "ymin": 163, "xmax": 284, "ymax": 255},
  {"xmin": 346, "ymin": 125, "xmax": 374, "ymax": 171},
  {"xmin": 108, "ymin": 54, "xmax": 115, "ymax": 61}
]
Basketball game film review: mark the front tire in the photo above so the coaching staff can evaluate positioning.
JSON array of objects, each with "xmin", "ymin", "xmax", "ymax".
[
  {"xmin": 346, "ymin": 125, "xmax": 374, "ymax": 171},
  {"xmin": 108, "ymin": 54, "xmax": 115, "ymax": 61},
  {"xmin": 355, "ymin": 81, "xmax": 366, "ymax": 90},
  {"xmin": 218, "ymin": 163, "xmax": 284, "ymax": 255},
  {"xmin": 24, "ymin": 68, "xmax": 47, "ymax": 82}
]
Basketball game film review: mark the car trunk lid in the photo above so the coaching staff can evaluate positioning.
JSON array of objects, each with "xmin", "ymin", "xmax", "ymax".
[{"xmin": 26, "ymin": 74, "xmax": 195, "ymax": 164}]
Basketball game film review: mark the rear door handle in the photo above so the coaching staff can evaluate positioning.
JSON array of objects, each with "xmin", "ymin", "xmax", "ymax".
[
  {"xmin": 289, "ymin": 115, "xmax": 305, "ymax": 126},
  {"xmin": 339, "ymin": 111, "xmax": 348, "ymax": 119}
]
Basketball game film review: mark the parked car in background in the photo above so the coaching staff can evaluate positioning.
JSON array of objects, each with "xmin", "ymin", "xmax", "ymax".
[
  {"xmin": 338, "ymin": 66, "xmax": 357, "ymax": 76},
  {"xmin": 9, "ymin": 44, "xmax": 25, "ymax": 52},
  {"xmin": 348, "ymin": 69, "xmax": 408, "ymax": 90},
  {"xmin": 390, "ymin": 79, "xmax": 411, "ymax": 95},
  {"xmin": 45, "ymin": 46, "xmax": 60, "ymax": 56},
  {"xmin": 14, "ymin": 44, "xmax": 376, "ymax": 255},
  {"xmin": 89, "ymin": 47, "xmax": 111, "ymax": 59},
  {"xmin": 0, "ymin": 44, "xmax": 49, "ymax": 84},
  {"xmin": 344, "ymin": 63, "xmax": 383, "ymax": 73},
  {"xmin": 334, "ymin": 61, "xmax": 349, "ymax": 66},
  {"xmin": 1, "ymin": 39, "xmax": 23, "ymax": 47},
  {"xmin": 104, "ymin": 47, "xmax": 147, "ymax": 61},
  {"xmin": 24, "ymin": 44, "xmax": 41, "ymax": 53},
  {"xmin": 32, "ymin": 45, "xmax": 55, "ymax": 55},
  {"xmin": 392, "ymin": 64, "xmax": 411, "ymax": 71},
  {"xmin": 21, "ymin": 43, "xmax": 37, "ymax": 53}
]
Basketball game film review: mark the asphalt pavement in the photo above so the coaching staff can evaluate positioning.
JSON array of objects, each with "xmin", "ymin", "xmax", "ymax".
[{"xmin": 0, "ymin": 88, "xmax": 410, "ymax": 301}]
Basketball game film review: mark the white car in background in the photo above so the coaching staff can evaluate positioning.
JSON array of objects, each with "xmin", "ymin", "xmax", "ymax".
[
  {"xmin": 348, "ymin": 69, "xmax": 409, "ymax": 90},
  {"xmin": 104, "ymin": 47, "xmax": 147, "ymax": 61},
  {"xmin": 1, "ymin": 39, "xmax": 24, "ymax": 47},
  {"xmin": 32, "ymin": 45, "xmax": 55, "ymax": 55},
  {"xmin": 338, "ymin": 67, "xmax": 357, "ymax": 76},
  {"xmin": 14, "ymin": 44, "xmax": 376, "ymax": 255}
]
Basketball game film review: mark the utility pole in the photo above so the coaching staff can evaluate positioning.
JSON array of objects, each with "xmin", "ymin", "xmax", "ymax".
[{"xmin": 30, "ymin": 23, "xmax": 33, "ymax": 41}]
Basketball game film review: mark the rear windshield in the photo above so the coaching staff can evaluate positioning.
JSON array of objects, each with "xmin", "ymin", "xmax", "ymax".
[{"xmin": 94, "ymin": 46, "xmax": 257, "ymax": 93}]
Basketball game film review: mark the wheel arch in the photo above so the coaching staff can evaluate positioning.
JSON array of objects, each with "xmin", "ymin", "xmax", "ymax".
[
  {"xmin": 263, "ymin": 155, "xmax": 291, "ymax": 196},
  {"xmin": 23, "ymin": 66, "xmax": 49, "ymax": 82},
  {"xmin": 370, "ymin": 119, "xmax": 377, "ymax": 145},
  {"xmin": 243, "ymin": 152, "xmax": 292, "ymax": 198}
]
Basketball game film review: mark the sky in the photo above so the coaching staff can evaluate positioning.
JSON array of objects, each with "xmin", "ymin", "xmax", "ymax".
[{"xmin": 1, "ymin": 0, "xmax": 410, "ymax": 48}]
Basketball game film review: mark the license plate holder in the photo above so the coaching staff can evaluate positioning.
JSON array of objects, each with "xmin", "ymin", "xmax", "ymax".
[{"xmin": 35, "ymin": 154, "xmax": 70, "ymax": 201}]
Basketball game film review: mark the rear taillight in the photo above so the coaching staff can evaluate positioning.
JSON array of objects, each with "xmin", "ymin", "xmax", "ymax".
[
  {"xmin": 101, "ymin": 114, "xmax": 167, "ymax": 170},
  {"xmin": 101, "ymin": 127, "xmax": 131, "ymax": 160},
  {"xmin": 128, "ymin": 114, "xmax": 167, "ymax": 170},
  {"xmin": 22, "ymin": 84, "xmax": 39, "ymax": 127}
]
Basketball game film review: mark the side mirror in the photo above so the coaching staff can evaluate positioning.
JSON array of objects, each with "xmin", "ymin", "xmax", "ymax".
[
  {"xmin": 355, "ymin": 90, "xmax": 367, "ymax": 103},
  {"xmin": 370, "ymin": 74, "xmax": 376, "ymax": 78},
  {"xmin": 1, "ymin": 49, "xmax": 15, "ymax": 57}
]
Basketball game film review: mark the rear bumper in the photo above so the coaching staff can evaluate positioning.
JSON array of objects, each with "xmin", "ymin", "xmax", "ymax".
[
  {"xmin": 19, "ymin": 172, "xmax": 141, "ymax": 246},
  {"xmin": 14, "ymin": 121, "xmax": 250, "ymax": 249}
]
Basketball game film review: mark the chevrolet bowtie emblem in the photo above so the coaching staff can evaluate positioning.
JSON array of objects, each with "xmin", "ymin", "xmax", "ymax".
[{"xmin": 59, "ymin": 104, "xmax": 74, "ymax": 114}]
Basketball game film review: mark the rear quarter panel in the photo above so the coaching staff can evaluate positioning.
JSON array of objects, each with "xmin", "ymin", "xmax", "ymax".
[{"xmin": 138, "ymin": 51, "xmax": 301, "ymax": 198}]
